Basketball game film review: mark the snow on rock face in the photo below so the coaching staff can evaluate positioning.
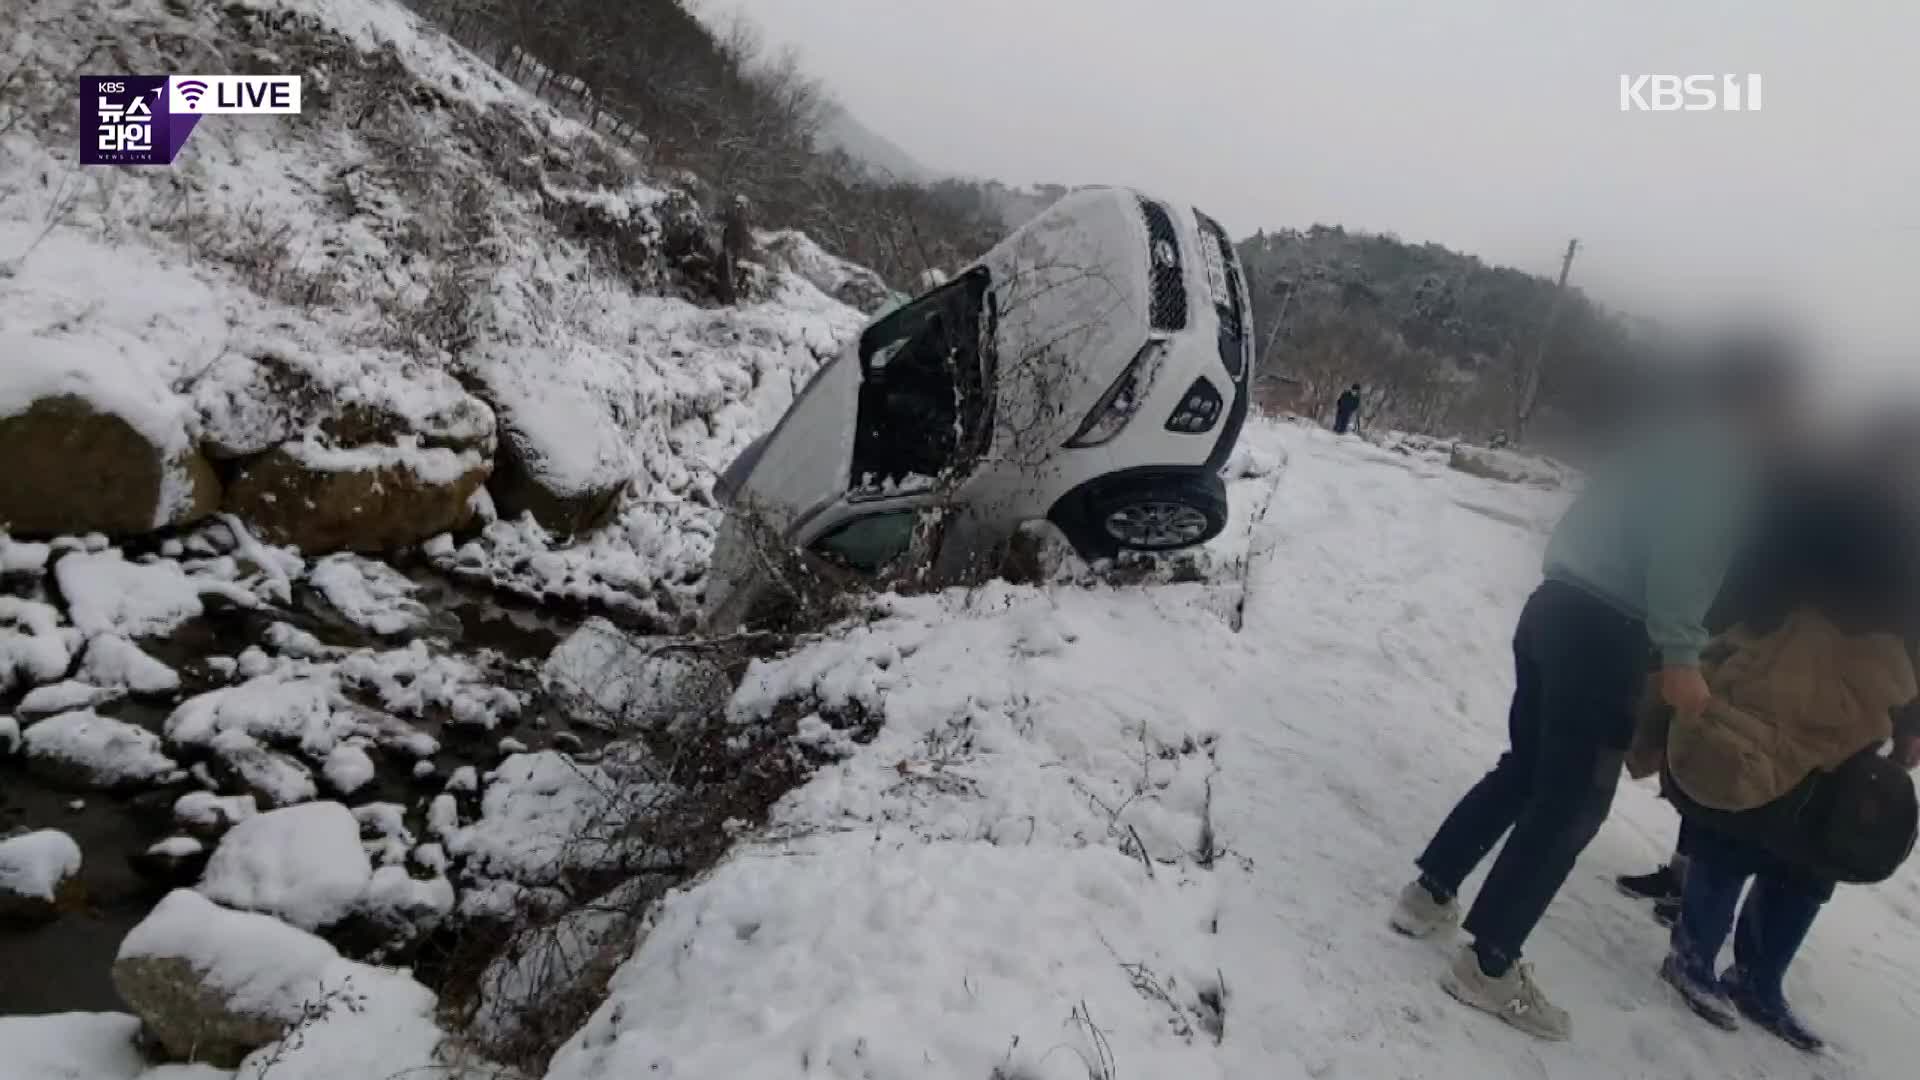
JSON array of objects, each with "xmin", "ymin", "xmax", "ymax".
[
  {"xmin": 307, "ymin": 554, "xmax": 430, "ymax": 636},
  {"xmin": 0, "ymin": 828, "xmax": 82, "ymax": 918},
  {"xmin": 174, "ymin": 791, "xmax": 258, "ymax": 837},
  {"xmin": 16, "ymin": 678, "xmax": 125, "ymax": 718},
  {"xmin": 0, "ymin": 332, "xmax": 220, "ymax": 536},
  {"xmin": 0, "ymin": 716, "xmax": 18, "ymax": 755},
  {"xmin": 322, "ymin": 743, "xmax": 377, "ymax": 797},
  {"xmin": 336, "ymin": 640, "xmax": 523, "ymax": 730},
  {"xmin": 167, "ymin": 671, "xmax": 347, "ymax": 756},
  {"xmin": 80, "ymin": 634, "xmax": 181, "ymax": 694},
  {"xmin": 22, "ymin": 709, "xmax": 184, "ymax": 789},
  {"xmin": 0, "ymin": 1013, "xmax": 157, "ymax": 1080},
  {"xmin": 199, "ymin": 802, "xmax": 373, "ymax": 931},
  {"xmin": 208, "ymin": 729, "xmax": 318, "ymax": 808},
  {"xmin": 0, "ymin": 534, "xmax": 53, "ymax": 575},
  {"xmin": 54, "ymin": 550, "xmax": 208, "ymax": 638},
  {"xmin": 114, "ymin": 889, "xmax": 340, "ymax": 1067},
  {"xmin": 115, "ymin": 885, "xmax": 452, "ymax": 1073}
]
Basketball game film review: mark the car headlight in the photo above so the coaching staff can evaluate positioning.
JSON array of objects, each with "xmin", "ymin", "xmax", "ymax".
[{"xmin": 1064, "ymin": 337, "xmax": 1169, "ymax": 449}]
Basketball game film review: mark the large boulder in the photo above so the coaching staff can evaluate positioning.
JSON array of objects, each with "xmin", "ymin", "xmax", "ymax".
[
  {"xmin": 0, "ymin": 394, "xmax": 220, "ymax": 537},
  {"xmin": 222, "ymin": 445, "xmax": 489, "ymax": 553},
  {"xmin": 487, "ymin": 424, "xmax": 627, "ymax": 536},
  {"xmin": 112, "ymin": 889, "xmax": 340, "ymax": 1067}
]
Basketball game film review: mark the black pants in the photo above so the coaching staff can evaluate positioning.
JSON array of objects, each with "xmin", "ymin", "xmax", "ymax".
[
  {"xmin": 1334, "ymin": 411, "xmax": 1356, "ymax": 434},
  {"xmin": 1417, "ymin": 579, "xmax": 1650, "ymax": 961}
]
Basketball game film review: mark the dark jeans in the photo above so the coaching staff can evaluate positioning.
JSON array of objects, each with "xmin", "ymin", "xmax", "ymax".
[
  {"xmin": 1417, "ymin": 578, "xmax": 1649, "ymax": 962},
  {"xmin": 1671, "ymin": 824, "xmax": 1833, "ymax": 1003}
]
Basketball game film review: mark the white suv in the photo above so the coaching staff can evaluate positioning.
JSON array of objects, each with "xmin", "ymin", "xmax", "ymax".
[{"xmin": 704, "ymin": 187, "xmax": 1253, "ymax": 630}]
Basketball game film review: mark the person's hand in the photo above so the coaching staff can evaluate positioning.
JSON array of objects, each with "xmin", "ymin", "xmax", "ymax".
[
  {"xmin": 1890, "ymin": 735, "xmax": 1920, "ymax": 771},
  {"xmin": 1660, "ymin": 665, "xmax": 1714, "ymax": 717}
]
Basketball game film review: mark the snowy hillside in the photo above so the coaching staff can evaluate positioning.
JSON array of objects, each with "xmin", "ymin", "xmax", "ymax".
[{"xmin": 3, "ymin": 0, "xmax": 869, "ymax": 619}]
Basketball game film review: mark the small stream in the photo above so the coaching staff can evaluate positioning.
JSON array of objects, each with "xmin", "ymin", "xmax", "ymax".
[{"xmin": 0, "ymin": 567, "xmax": 594, "ymax": 1016}]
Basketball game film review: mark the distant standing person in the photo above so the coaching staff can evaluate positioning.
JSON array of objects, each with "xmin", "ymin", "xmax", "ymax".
[
  {"xmin": 1333, "ymin": 384, "xmax": 1362, "ymax": 434},
  {"xmin": 1385, "ymin": 342, "xmax": 1801, "ymax": 1042}
]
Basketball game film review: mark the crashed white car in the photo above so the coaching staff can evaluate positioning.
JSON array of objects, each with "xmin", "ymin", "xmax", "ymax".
[{"xmin": 704, "ymin": 186, "xmax": 1253, "ymax": 629}]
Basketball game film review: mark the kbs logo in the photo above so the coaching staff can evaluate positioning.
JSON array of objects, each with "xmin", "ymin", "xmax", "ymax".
[{"xmin": 1619, "ymin": 74, "xmax": 1763, "ymax": 112}]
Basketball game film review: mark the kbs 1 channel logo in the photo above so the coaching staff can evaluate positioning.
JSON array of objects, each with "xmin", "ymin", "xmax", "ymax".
[{"xmin": 81, "ymin": 75, "xmax": 302, "ymax": 166}]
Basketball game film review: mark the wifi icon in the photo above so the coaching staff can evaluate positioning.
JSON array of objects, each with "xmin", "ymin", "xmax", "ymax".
[{"xmin": 176, "ymin": 79, "xmax": 209, "ymax": 108}]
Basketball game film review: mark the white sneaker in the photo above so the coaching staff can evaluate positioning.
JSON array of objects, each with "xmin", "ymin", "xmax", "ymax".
[
  {"xmin": 1440, "ymin": 945, "xmax": 1573, "ymax": 1042},
  {"xmin": 1389, "ymin": 880, "xmax": 1461, "ymax": 938}
]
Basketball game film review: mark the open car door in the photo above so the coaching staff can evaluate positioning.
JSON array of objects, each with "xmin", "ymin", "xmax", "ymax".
[{"xmin": 850, "ymin": 268, "xmax": 995, "ymax": 498}]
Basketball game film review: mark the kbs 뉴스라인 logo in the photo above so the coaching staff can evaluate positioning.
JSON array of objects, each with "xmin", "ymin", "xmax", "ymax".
[{"xmin": 80, "ymin": 75, "xmax": 302, "ymax": 166}]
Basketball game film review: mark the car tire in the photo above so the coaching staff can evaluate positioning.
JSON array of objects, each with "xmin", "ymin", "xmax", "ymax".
[{"xmin": 1085, "ymin": 473, "xmax": 1229, "ymax": 553}]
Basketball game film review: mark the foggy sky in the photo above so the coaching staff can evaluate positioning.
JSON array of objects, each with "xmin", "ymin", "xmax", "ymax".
[{"xmin": 705, "ymin": 0, "xmax": 1919, "ymax": 378}]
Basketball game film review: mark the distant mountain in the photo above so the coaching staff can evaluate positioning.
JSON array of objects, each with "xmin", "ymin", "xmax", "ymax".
[
  {"xmin": 1239, "ymin": 225, "xmax": 1643, "ymax": 445},
  {"xmin": 816, "ymin": 103, "xmax": 932, "ymax": 182}
]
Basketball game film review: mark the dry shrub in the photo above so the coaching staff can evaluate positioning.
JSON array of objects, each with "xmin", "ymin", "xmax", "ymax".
[{"xmin": 429, "ymin": 612, "xmax": 881, "ymax": 1074}]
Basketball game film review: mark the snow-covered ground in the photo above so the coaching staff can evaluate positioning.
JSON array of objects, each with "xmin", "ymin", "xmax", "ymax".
[{"xmin": 541, "ymin": 419, "xmax": 1920, "ymax": 1079}]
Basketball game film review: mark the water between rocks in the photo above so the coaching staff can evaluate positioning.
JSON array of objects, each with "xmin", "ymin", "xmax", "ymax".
[{"xmin": 0, "ymin": 568, "xmax": 590, "ymax": 1016}]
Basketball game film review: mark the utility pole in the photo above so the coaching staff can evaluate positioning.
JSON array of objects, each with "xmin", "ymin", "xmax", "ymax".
[
  {"xmin": 1515, "ymin": 238, "xmax": 1579, "ymax": 440},
  {"xmin": 1259, "ymin": 280, "xmax": 1295, "ymax": 370}
]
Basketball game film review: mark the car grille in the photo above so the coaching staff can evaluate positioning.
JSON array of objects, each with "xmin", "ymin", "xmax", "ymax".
[
  {"xmin": 1139, "ymin": 198, "xmax": 1189, "ymax": 332},
  {"xmin": 1195, "ymin": 211, "xmax": 1249, "ymax": 381}
]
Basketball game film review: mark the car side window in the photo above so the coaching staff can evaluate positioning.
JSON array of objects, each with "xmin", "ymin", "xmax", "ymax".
[{"xmin": 807, "ymin": 510, "xmax": 921, "ymax": 575}]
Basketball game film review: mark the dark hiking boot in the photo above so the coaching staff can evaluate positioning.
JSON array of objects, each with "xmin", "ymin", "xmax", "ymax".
[
  {"xmin": 1725, "ymin": 973, "xmax": 1825, "ymax": 1053},
  {"xmin": 1653, "ymin": 897, "xmax": 1681, "ymax": 928},
  {"xmin": 1617, "ymin": 864, "xmax": 1683, "ymax": 903},
  {"xmin": 1660, "ymin": 954, "xmax": 1739, "ymax": 1031}
]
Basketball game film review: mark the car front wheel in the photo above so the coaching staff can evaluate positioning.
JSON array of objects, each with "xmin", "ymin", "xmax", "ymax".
[{"xmin": 1085, "ymin": 474, "xmax": 1229, "ymax": 553}]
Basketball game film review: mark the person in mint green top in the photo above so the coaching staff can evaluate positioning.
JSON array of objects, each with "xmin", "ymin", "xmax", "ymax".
[{"xmin": 1386, "ymin": 340, "xmax": 1803, "ymax": 1043}]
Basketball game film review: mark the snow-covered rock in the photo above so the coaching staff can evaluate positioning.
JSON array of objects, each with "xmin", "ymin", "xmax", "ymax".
[
  {"xmin": 322, "ymin": 743, "xmax": 377, "ymax": 797},
  {"xmin": 113, "ymin": 889, "xmax": 341, "ymax": 1066},
  {"xmin": 16, "ymin": 678, "xmax": 125, "ymax": 718},
  {"xmin": 199, "ymin": 802, "xmax": 373, "ymax": 931},
  {"xmin": 54, "ymin": 550, "xmax": 212, "ymax": 639},
  {"xmin": 0, "ymin": 828, "xmax": 82, "ymax": 920},
  {"xmin": 79, "ymin": 634, "xmax": 181, "ymax": 695},
  {"xmin": 167, "ymin": 672, "xmax": 347, "ymax": 756},
  {"xmin": 207, "ymin": 730, "xmax": 320, "ymax": 807},
  {"xmin": 173, "ymin": 791, "xmax": 258, "ymax": 837},
  {"xmin": 21, "ymin": 709, "xmax": 183, "ymax": 789},
  {"xmin": 0, "ymin": 596, "xmax": 73, "ymax": 695},
  {"xmin": 129, "ymin": 835, "xmax": 210, "ymax": 889},
  {"xmin": 0, "ymin": 715, "xmax": 18, "ymax": 755},
  {"xmin": 306, "ymin": 554, "xmax": 430, "ymax": 636},
  {"xmin": 224, "ymin": 443, "xmax": 491, "ymax": 554},
  {"xmin": 0, "ymin": 1013, "xmax": 166, "ymax": 1080},
  {"xmin": 0, "ymin": 333, "xmax": 221, "ymax": 537}
]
